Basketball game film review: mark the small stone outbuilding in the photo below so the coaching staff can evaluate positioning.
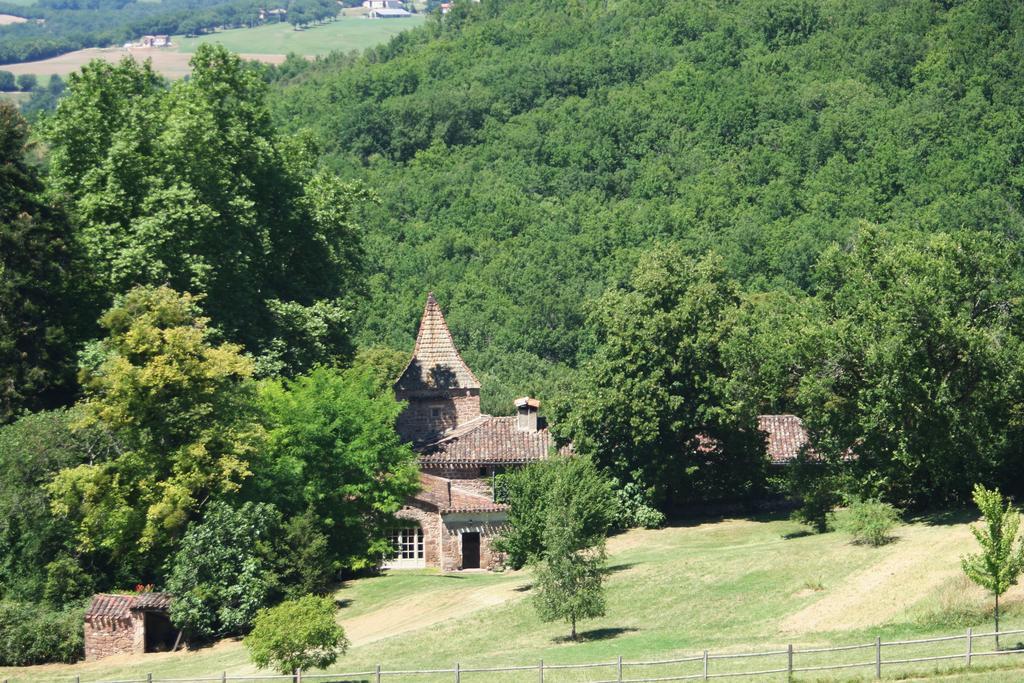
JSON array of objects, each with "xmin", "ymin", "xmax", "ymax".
[
  {"xmin": 388, "ymin": 294, "xmax": 566, "ymax": 571},
  {"xmin": 84, "ymin": 592, "xmax": 177, "ymax": 661}
]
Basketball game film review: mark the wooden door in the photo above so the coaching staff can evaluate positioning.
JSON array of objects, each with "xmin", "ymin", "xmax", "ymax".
[{"xmin": 461, "ymin": 532, "xmax": 480, "ymax": 569}]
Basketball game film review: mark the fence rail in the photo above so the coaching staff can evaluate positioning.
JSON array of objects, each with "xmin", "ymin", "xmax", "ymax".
[{"xmin": 8, "ymin": 627, "xmax": 1024, "ymax": 683}]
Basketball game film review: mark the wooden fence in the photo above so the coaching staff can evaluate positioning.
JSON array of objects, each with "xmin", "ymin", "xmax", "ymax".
[{"xmin": 9, "ymin": 627, "xmax": 1024, "ymax": 683}]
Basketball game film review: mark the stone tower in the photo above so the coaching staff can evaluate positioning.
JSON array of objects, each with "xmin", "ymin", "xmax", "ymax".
[{"xmin": 394, "ymin": 293, "xmax": 482, "ymax": 444}]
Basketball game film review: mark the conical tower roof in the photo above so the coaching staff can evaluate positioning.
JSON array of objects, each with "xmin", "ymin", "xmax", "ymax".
[{"xmin": 395, "ymin": 293, "xmax": 481, "ymax": 393}]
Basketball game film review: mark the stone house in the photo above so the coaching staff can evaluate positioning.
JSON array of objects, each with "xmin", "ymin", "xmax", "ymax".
[
  {"xmin": 83, "ymin": 592, "xmax": 177, "ymax": 661},
  {"xmin": 387, "ymin": 294, "xmax": 562, "ymax": 571}
]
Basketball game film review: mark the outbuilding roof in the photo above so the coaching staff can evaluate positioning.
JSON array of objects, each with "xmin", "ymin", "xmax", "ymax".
[
  {"xmin": 394, "ymin": 293, "xmax": 480, "ymax": 394},
  {"xmin": 410, "ymin": 472, "xmax": 508, "ymax": 514},
  {"xmin": 758, "ymin": 414, "xmax": 812, "ymax": 464},
  {"xmin": 85, "ymin": 592, "xmax": 172, "ymax": 622},
  {"xmin": 416, "ymin": 416, "xmax": 566, "ymax": 466}
]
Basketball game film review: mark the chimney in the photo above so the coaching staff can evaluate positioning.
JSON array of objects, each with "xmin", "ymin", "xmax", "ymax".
[{"xmin": 514, "ymin": 397, "xmax": 540, "ymax": 432}]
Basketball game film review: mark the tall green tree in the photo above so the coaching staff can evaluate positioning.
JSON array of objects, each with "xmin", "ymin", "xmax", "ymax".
[
  {"xmin": 531, "ymin": 466, "xmax": 609, "ymax": 641},
  {"xmin": 0, "ymin": 409, "xmax": 90, "ymax": 600},
  {"xmin": 551, "ymin": 247, "xmax": 767, "ymax": 509},
  {"xmin": 962, "ymin": 485, "xmax": 1024, "ymax": 649},
  {"xmin": 251, "ymin": 364, "xmax": 419, "ymax": 569},
  {"xmin": 796, "ymin": 226, "xmax": 1024, "ymax": 504},
  {"xmin": 495, "ymin": 454, "xmax": 616, "ymax": 569},
  {"xmin": 41, "ymin": 46, "xmax": 368, "ymax": 376},
  {"xmin": 0, "ymin": 102, "xmax": 92, "ymax": 424},
  {"xmin": 47, "ymin": 286, "xmax": 264, "ymax": 581}
]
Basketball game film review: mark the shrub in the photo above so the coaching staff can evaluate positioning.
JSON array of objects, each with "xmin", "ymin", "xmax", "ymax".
[
  {"xmin": 245, "ymin": 595, "xmax": 349, "ymax": 675},
  {"xmin": 166, "ymin": 502, "xmax": 285, "ymax": 639},
  {"xmin": 614, "ymin": 481, "xmax": 665, "ymax": 530},
  {"xmin": 838, "ymin": 498, "xmax": 901, "ymax": 546},
  {"xmin": 0, "ymin": 601, "xmax": 84, "ymax": 665}
]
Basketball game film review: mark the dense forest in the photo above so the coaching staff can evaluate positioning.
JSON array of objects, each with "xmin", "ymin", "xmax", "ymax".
[
  {"xmin": 271, "ymin": 0, "xmax": 1024, "ymax": 501},
  {"xmin": 3, "ymin": 0, "xmax": 1024, "ymax": 666}
]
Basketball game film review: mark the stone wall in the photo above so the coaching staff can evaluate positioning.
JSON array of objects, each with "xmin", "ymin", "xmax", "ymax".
[
  {"xmin": 395, "ymin": 390, "xmax": 481, "ymax": 443},
  {"xmin": 420, "ymin": 468, "xmax": 493, "ymax": 496},
  {"xmin": 394, "ymin": 502, "xmax": 443, "ymax": 567},
  {"xmin": 440, "ymin": 513, "xmax": 508, "ymax": 571},
  {"xmin": 84, "ymin": 615, "xmax": 143, "ymax": 661}
]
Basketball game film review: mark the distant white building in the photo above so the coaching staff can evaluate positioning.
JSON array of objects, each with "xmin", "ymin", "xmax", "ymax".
[
  {"xmin": 138, "ymin": 35, "xmax": 171, "ymax": 47},
  {"xmin": 363, "ymin": 0, "xmax": 405, "ymax": 9},
  {"xmin": 369, "ymin": 6, "xmax": 411, "ymax": 17}
]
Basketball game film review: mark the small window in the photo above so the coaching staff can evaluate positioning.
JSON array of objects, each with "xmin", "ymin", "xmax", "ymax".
[
  {"xmin": 431, "ymin": 407, "xmax": 442, "ymax": 418},
  {"xmin": 388, "ymin": 527, "xmax": 424, "ymax": 560},
  {"xmin": 479, "ymin": 467, "xmax": 489, "ymax": 477}
]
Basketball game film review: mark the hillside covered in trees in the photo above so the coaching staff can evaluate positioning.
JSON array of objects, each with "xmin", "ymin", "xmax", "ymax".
[
  {"xmin": 271, "ymin": 0, "xmax": 1024, "ymax": 504},
  {"xmin": 4, "ymin": 0, "xmax": 1024, "ymax": 668},
  {"xmin": 273, "ymin": 0, "xmax": 1024, "ymax": 410}
]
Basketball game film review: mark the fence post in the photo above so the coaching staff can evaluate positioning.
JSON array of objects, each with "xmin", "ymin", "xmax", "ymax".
[
  {"xmin": 787, "ymin": 643, "xmax": 793, "ymax": 681},
  {"xmin": 875, "ymin": 636, "xmax": 882, "ymax": 679},
  {"xmin": 539, "ymin": 658, "xmax": 544, "ymax": 683},
  {"xmin": 617, "ymin": 654, "xmax": 623, "ymax": 682},
  {"xmin": 376, "ymin": 663, "xmax": 382, "ymax": 683},
  {"xmin": 297, "ymin": 667, "xmax": 302, "ymax": 683},
  {"xmin": 454, "ymin": 661, "xmax": 460, "ymax": 683},
  {"xmin": 222, "ymin": 671, "xmax": 227, "ymax": 683},
  {"xmin": 966, "ymin": 627, "xmax": 973, "ymax": 667},
  {"xmin": 703, "ymin": 649, "xmax": 709, "ymax": 680},
  {"xmin": 147, "ymin": 674, "xmax": 153, "ymax": 683}
]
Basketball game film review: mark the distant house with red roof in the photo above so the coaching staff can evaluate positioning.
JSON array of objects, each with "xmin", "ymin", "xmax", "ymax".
[{"xmin": 390, "ymin": 294, "xmax": 558, "ymax": 571}]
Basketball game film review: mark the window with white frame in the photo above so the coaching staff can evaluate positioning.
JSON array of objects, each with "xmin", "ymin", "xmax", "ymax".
[{"xmin": 384, "ymin": 527, "xmax": 425, "ymax": 568}]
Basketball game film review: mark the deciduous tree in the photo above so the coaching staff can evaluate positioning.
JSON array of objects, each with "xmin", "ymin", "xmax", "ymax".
[
  {"xmin": 245, "ymin": 595, "xmax": 349, "ymax": 678},
  {"xmin": 47, "ymin": 286, "xmax": 264, "ymax": 579},
  {"xmin": 962, "ymin": 485, "xmax": 1024, "ymax": 649},
  {"xmin": 251, "ymin": 364, "xmax": 419, "ymax": 569}
]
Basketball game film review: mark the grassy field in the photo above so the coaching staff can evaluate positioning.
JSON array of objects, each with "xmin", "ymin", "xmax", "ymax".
[
  {"xmin": 7, "ymin": 512, "xmax": 1024, "ymax": 682},
  {"xmin": 0, "ymin": 91, "xmax": 31, "ymax": 105},
  {"xmin": 174, "ymin": 15, "xmax": 428, "ymax": 57},
  {"xmin": 0, "ymin": 14, "xmax": 425, "ymax": 80}
]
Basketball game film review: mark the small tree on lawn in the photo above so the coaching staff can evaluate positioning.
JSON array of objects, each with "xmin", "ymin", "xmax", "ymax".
[
  {"xmin": 962, "ymin": 485, "xmax": 1024, "ymax": 649},
  {"xmin": 532, "ymin": 479, "xmax": 608, "ymax": 641},
  {"xmin": 245, "ymin": 595, "xmax": 349, "ymax": 680}
]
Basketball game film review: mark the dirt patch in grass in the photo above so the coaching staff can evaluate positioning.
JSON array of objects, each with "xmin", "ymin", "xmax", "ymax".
[
  {"xmin": 780, "ymin": 523, "xmax": 977, "ymax": 634},
  {"xmin": 0, "ymin": 47, "xmax": 285, "ymax": 79},
  {"xmin": 342, "ymin": 579, "xmax": 530, "ymax": 646},
  {"xmin": 0, "ymin": 13, "xmax": 27, "ymax": 24}
]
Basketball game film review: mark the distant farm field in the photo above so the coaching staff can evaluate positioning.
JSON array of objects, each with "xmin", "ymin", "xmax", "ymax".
[
  {"xmin": 0, "ymin": 91, "xmax": 30, "ymax": 105},
  {"xmin": 0, "ymin": 47, "xmax": 286, "ymax": 80},
  {"xmin": 174, "ymin": 14, "xmax": 428, "ymax": 56}
]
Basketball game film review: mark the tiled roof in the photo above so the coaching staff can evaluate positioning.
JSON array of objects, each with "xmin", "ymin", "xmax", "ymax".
[
  {"xmin": 758, "ymin": 414, "xmax": 812, "ymax": 464},
  {"xmin": 395, "ymin": 293, "xmax": 480, "ymax": 394},
  {"xmin": 417, "ymin": 416, "xmax": 564, "ymax": 466},
  {"xmin": 134, "ymin": 592, "xmax": 173, "ymax": 611},
  {"xmin": 410, "ymin": 472, "xmax": 508, "ymax": 514},
  {"xmin": 85, "ymin": 592, "xmax": 172, "ymax": 621},
  {"xmin": 85, "ymin": 594, "xmax": 136, "ymax": 620}
]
